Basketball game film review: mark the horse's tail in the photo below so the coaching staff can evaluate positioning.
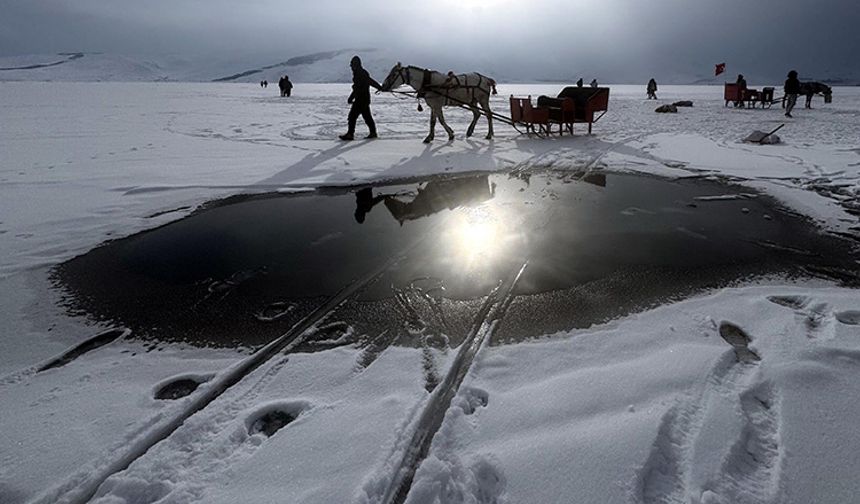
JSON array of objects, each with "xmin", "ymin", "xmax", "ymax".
[{"xmin": 489, "ymin": 78, "xmax": 498, "ymax": 95}]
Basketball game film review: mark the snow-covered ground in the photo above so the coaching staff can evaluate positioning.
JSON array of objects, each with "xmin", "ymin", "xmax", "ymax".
[{"xmin": 1, "ymin": 82, "xmax": 859, "ymax": 504}]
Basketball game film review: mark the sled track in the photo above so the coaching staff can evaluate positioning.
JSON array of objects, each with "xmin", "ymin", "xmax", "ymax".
[
  {"xmin": 37, "ymin": 245, "xmax": 415, "ymax": 504},
  {"xmin": 380, "ymin": 262, "xmax": 528, "ymax": 504}
]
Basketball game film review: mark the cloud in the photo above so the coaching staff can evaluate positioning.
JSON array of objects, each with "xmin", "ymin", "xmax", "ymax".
[{"xmin": 1, "ymin": 0, "xmax": 857, "ymax": 81}]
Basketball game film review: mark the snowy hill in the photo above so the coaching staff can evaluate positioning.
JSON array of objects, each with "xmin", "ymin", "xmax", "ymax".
[
  {"xmin": 2, "ymin": 51, "xmax": 858, "ymax": 85},
  {"xmin": 210, "ymin": 49, "xmax": 397, "ymax": 84},
  {"xmin": 0, "ymin": 50, "xmax": 401, "ymax": 84}
]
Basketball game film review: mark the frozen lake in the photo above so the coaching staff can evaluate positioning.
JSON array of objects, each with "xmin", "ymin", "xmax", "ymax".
[{"xmin": 2, "ymin": 82, "xmax": 860, "ymax": 504}]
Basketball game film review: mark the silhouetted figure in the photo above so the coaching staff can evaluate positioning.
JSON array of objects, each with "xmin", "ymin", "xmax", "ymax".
[
  {"xmin": 381, "ymin": 175, "xmax": 495, "ymax": 225},
  {"xmin": 340, "ymin": 56, "xmax": 381, "ymax": 141},
  {"xmin": 278, "ymin": 76, "xmax": 293, "ymax": 97},
  {"xmin": 354, "ymin": 188, "xmax": 386, "ymax": 223},
  {"xmin": 735, "ymin": 74, "xmax": 747, "ymax": 107},
  {"xmin": 784, "ymin": 70, "xmax": 800, "ymax": 118},
  {"xmin": 263, "ymin": 80, "xmax": 268, "ymax": 88},
  {"xmin": 260, "ymin": 80, "xmax": 265, "ymax": 88},
  {"xmin": 576, "ymin": 78, "xmax": 584, "ymax": 87},
  {"xmin": 647, "ymin": 78, "xmax": 658, "ymax": 99},
  {"xmin": 590, "ymin": 79, "xmax": 598, "ymax": 88}
]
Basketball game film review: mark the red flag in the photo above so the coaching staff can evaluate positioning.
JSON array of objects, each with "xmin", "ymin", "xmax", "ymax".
[{"xmin": 715, "ymin": 63, "xmax": 726, "ymax": 76}]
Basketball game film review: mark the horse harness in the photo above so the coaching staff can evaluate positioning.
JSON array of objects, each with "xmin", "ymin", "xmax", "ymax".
[{"xmin": 394, "ymin": 65, "xmax": 495, "ymax": 105}]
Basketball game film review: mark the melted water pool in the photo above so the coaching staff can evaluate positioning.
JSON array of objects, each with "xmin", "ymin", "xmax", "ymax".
[{"xmin": 53, "ymin": 170, "xmax": 859, "ymax": 348}]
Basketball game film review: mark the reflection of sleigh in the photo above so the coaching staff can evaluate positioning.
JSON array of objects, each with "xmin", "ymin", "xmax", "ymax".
[
  {"xmin": 383, "ymin": 175, "xmax": 495, "ymax": 224},
  {"xmin": 510, "ymin": 87, "xmax": 609, "ymax": 136},
  {"xmin": 724, "ymin": 83, "xmax": 776, "ymax": 108}
]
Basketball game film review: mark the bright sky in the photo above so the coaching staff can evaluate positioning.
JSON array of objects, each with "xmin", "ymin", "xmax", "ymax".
[{"xmin": 1, "ymin": 0, "xmax": 857, "ymax": 81}]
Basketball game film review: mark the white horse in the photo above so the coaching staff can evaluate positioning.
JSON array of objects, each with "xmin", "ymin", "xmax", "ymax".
[{"xmin": 380, "ymin": 63, "xmax": 497, "ymax": 143}]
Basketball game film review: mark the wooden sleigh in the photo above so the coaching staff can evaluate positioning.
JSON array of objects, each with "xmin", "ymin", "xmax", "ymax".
[{"xmin": 510, "ymin": 87, "xmax": 609, "ymax": 136}]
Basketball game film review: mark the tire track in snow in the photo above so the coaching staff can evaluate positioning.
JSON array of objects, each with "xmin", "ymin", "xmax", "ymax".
[{"xmin": 372, "ymin": 262, "xmax": 528, "ymax": 504}]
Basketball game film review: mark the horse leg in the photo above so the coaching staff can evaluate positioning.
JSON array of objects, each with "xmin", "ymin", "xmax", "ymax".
[
  {"xmin": 805, "ymin": 94, "xmax": 812, "ymax": 109},
  {"xmin": 436, "ymin": 107, "xmax": 455, "ymax": 141},
  {"xmin": 466, "ymin": 104, "xmax": 480, "ymax": 138},
  {"xmin": 480, "ymin": 97, "xmax": 494, "ymax": 140},
  {"xmin": 424, "ymin": 108, "xmax": 437, "ymax": 144}
]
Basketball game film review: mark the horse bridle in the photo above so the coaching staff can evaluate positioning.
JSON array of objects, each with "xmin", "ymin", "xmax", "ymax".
[{"xmin": 384, "ymin": 65, "xmax": 417, "ymax": 92}]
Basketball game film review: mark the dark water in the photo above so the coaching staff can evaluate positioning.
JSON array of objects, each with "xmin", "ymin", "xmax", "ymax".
[{"xmin": 53, "ymin": 170, "xmax": 859, "ymax": 349}]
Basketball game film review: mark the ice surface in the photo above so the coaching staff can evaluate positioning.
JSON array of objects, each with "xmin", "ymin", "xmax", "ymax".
[{"xmin": 2, "ymin": 81, "xmax": 860, "ymax": 504}]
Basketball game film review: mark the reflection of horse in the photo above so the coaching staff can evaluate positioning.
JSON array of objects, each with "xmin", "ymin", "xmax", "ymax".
[
  {"xmin": 791, "ymin": 82, "xmax": 832, "ymax": 108},
  {"xmin": 382, "ymin": 175, "xmax": 495, "ymax": 224},
  {"xmin": 380, "ymin": 63, "xmax": 497, "ymax": 143}
]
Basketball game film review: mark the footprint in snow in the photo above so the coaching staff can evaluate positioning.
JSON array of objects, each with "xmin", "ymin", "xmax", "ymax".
[
  {"xmin": 37, "ymin": 328, "xmax": 129, "ymax": 372},
  {"xmin": 154, "ymin": 374, "xmax": 212, "ymax": 400},
  {"xmin": 835, "ymin": 310, "xmax": 860, "ymax": 325},
  {"xmin": 459, "ymin": 387, "xmax": 489, "ymax": 415},
  {"xmin": 766, "ymin": 295, "xmax": 810, "ymax": 310},
  {"xmin": 718, "ymin": 322, "xmax": 761, "ymax": 363},
  {"xmin": 245, "ymin": 401, "xmax": 310, "ymax": 437}
]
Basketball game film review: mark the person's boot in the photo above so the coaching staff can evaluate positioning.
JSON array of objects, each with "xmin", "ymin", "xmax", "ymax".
[{"xmin": 339, "ymin": 133, "xmax": 354, "ymax": 141}]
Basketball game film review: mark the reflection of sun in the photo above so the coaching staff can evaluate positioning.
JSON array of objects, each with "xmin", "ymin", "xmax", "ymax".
[{"xmin": 446, "ymin": 207, "xmax": 506, "ymax": 269}]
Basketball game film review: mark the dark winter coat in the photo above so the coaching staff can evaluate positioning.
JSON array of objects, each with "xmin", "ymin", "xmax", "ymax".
[
  {"xmin": 784, "ymin": 76, "xmax": 801, "ymax": 95},
  {"xmin": 349, "ymin": 67, "xmax": 381, "ymax": 105}
]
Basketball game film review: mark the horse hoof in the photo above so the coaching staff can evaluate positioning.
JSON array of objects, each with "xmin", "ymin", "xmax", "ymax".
[
  {"xmin": 448, "ymin": 136, "xmax": 455, "ymax": 142},
  {"xmin": 423, "ymin": 138, "xmax": 433, "ymax": 144},
  {"xmin": 485, "ymin": 134, "xmax": 493, "ymax": 140}
]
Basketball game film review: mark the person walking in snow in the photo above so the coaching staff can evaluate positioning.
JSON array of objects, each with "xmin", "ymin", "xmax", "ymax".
[
  {"xmin": 784, "ymin": 70, "xmax": 801, "ymax": 118},
  {"xmin": 590, "ymin": 78, "xmax": 598, "ymax": 88},
  {"xmin": 576, "ymin": 78, "xmax": 584, "ymax": 87},
  {"xmin": 735, "ymin": 74, "xmax": 747, "ymax": 107},
  {"xmin": 647, "ymin": 78, "xmax": 658, "ymax": 99},
  {"xmin": 339, "ymin": 56, "xmax": 381, "ymax": 141},
  {"xmin": 283, "ymin": 76, "xmax": 293, "ymax": 97}
]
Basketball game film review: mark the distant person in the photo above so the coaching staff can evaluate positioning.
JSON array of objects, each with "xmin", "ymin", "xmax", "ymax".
[
  {"xmin": 283, "ymin": 76, "xmax": 293, "ymax": 97},
  {"xmin": 735, "ymin": 74, "xmax": 747, "ymax": 107},
  {"xmin": 278, "ymin": 76, "xmax": 285, "ymax": 96},
  {"xmin": 784, "ymin": 69, "xmax": 801, "ymax": 118},
  {"xmin": 590, "ymin": 78, "xmax": 598, "ymax": 88},
  {"xmin": 647, "ymin": 78, "xmax": 658, "ymax": 99},
  {"xmin": 339, "ymin": 56, "xmax": 381, "ymax": 141},
  {"xmin": 263, "ymin": 80, "xmax": 268, "ymax": 88},
  {"xmin": 260, "ymin": 80, "xmax": 265, "ymax": 88},
  {"xmin": 576, "ymin": 78, "xmax": 584, "ymax": 87}
]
